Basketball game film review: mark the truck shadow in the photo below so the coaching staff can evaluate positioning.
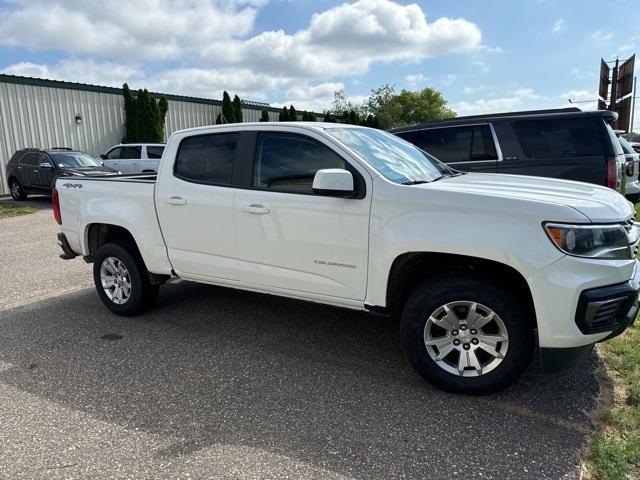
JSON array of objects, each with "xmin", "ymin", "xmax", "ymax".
[{"xmin": 0, "ymin": 282, "xmax": 599, "ymax": 479}]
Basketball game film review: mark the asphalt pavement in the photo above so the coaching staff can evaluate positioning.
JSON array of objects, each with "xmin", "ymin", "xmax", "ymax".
[{"xmin": 0, "ymin": 198, "xmax": 599, "ymax": 479}]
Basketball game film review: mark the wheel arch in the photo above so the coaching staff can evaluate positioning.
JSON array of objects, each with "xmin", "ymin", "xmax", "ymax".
[{"xmin": 386, "ymin": 252, "xmax": 537, "ymax": 330}]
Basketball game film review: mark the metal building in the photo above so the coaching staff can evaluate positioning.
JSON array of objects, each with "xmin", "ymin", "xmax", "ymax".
[{"xmin": 0, "ymin": 74, "xmax": 320, "ymax": 195}]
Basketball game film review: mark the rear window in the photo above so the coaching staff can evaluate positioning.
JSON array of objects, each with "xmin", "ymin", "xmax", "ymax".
[
  {"xmin": 175, "ymin": 133, "xmax": 237, "ymax": 185},
  {"xmin": 146, "ymin": 146, "xmax": 164, "ymax": 159},
  {"xmin": 396, "ymin": 124, "xmax": 498, "ymax": 163},
  {"xmin": 618, "ymin": 136, "xmax": 634, "ymax": 154},
  {"xmin": 513, "ymin": 118, "xmax": 604, "ymax": 158}
]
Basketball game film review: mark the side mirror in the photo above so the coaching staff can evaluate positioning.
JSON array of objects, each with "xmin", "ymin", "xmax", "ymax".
[
  {"xmin": 312, "ymin": 168, "xmax": 354, "ymax": 197},
  {"xmin": 100, "ymin": 154, "xmax": 107, "ymax": 160},
  {"xmin": 39, "ymin": 162, "xmax": 53, "ymax": 169}
]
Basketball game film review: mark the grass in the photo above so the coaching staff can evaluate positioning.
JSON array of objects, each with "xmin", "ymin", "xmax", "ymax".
[
  {"xmin": 582, "ymin": 204, "xmax": 640, "ymax": 480},
  {"xmin": 0, "ymin": 201, "xmax": 37, "ymax": 218}
]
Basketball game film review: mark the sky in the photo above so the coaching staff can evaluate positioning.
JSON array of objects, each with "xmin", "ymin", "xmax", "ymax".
[{"xmin": 0, "ymin": 0, "xmax": 638, "ymax": 129}]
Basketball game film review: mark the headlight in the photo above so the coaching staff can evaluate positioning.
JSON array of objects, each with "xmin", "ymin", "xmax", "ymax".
[{"xmin": 544, "ymin": 222, "xmax": 638, "ymax": 259}]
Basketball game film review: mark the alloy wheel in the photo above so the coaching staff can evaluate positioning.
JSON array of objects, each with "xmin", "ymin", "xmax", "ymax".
[
  {"xmin": 423, "ymin": 301, "xmax": 509, "ymax": 377},
  {"xmin": 100, "ymin": 256, "xmax": 132, "ymax": 305}
]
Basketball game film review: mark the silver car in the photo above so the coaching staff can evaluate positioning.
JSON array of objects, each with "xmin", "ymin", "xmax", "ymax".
[{"xmin": 100, "ymin": 143, "xmax": 165, "ymax": 174}]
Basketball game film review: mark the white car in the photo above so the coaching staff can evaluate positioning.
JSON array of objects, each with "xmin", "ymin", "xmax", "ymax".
[
  {"xmin": 618, "ymin": 136, "xmax": 640, "ymax": 203},
  {"xmin": 54, "ymin": 123, "xmax": 639, "ymax": 395},
  {"xmin": 100, "ymin": 143, "xmax": 165, "ymax": 174}
]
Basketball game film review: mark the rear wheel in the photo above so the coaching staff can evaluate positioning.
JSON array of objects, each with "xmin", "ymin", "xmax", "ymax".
[
  {"xmin": 400, "ymin": 275, "xmax": 534, "ymax": 395},
  {"xmin": 93, "ymin": 241, "xmax": 159, "ymax": 316},
  {"xmin": 9, "ymin": 179, "xmax": 27, "ymax": 200}
]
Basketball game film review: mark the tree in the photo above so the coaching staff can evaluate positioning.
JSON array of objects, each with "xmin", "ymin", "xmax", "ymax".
[
  {"xmin": 289, "ymin": 105, "xmax": 297, "ymax": 121},
  {"xmin": 122, "ymin": 84, "xmax": 168, "ymax": 143},
  {"xmin": 233, "ymin": 94, "xmax": 243, "ymax": 123},
  {"xmin": 348, "ymin": 110, "xmax": 359, "ymax": 125},
  {"xmin": 378, "ymin": 87, "xmax": 455, "ymax": 129},
  {"xmin": 221, "ymin": 91, "xmax": 235, "ymax": 123},
  {"xmin": 331, "ymin": 89, "xmax": 358, "ymax": 116},
  {"xmin": 260, "ymin": 108, "xmax": 269, "ymax": 122},
  {"xmin": 323, "ymin": 112, "xmax": 337, "ymax": 123},
  {"xmin": 215, "ymin": 112, "xmax": 222, "ymax": 125},
  {"xmin": 364, "ymin": 84, "xmax": 395, "ymax": 120},
  {"xmin": 279, "ymin": 107, "xmax": 289, "ymax": 121}
]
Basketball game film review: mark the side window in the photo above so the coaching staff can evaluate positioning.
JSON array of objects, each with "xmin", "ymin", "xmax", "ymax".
[
  {"xmin": 513, "ymin": 118, "xmax": 604, "ymax": 158},
  {"xmin": 20, "ymin": 153, "xmax": 39, "ymax": 166},
  {"xmin": 175, "ymin": 133, "xmax": 237, "ymax": 184},
  {"xmin": 120, "ymin": 146, "xmax": 142, "ymax": 159},
  {"xmin": 146, "ymin": 146, "xmax": 164, "ymax": 159},
  {"xmin": 106, "ymin": 147, "xmax": 122, "ymax": 159},
  {"xmin": 253, "ymin": 133, "xmax": 346, "ymax": 194},
  {"xmin": 36, "ymin": 153, "xmax": 52, "ymax": 167},
  {"xmin": 402, "ymin": 125, "xmax": 497, "ymax": 163}
]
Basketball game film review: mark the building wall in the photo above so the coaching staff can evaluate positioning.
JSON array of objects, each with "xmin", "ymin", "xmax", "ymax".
[{"xmin": 0, "ymin": 77, "xmax": 322, "ymax": 195}]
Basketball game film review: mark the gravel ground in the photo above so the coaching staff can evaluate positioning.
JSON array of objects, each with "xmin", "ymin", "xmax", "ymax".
[{"xmin": 0, "ymin": 198, "xmax": 599, "ymax": 479}]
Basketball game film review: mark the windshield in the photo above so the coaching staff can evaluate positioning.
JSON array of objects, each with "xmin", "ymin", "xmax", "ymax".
[
  {"xmin": 325, "ymin": 127, "xmax": 452, "ymax": 184},
  {"xmin": 51, "ymin": 152, "xmax": 102, "ymax": 168}
]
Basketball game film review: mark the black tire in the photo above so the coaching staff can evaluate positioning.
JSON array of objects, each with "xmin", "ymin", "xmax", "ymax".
[
  {"xmin": 9, "ymin": 178, "xmax": 27, "ymax": 201},
  {"xmin": 400, "ymin": 274, "xmax": 534, "ymax": 395},
  {"xmin": 92, "ymin": 240, "xmax": 159, "ymax": 316},
  {"xmin": 625, "ymin": 193, "xmax": 640, "ymax": 204}
]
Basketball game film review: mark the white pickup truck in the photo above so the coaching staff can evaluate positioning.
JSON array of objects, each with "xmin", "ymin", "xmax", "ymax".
[{"xmin": 54, "ymin": 123, "xmax": 640, "ymax": 394}]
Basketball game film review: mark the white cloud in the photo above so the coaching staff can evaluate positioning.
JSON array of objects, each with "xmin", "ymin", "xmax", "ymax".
[
  {"xmin": 275, "ymin": 81, "xmax": 346, "ymax": 112},
  {"xmin": 453, "ymin": 96, "xmax": 525, "ymax": 116},
  {"xmin": 472, "ymin": 60, "xmax": 490, "ymax": 73},
  {"xmin": 463, "ymin": 85, "xmax": 489, "ymax": 95},
  {"xmin": 202, "ymin": 0, "xmax": 482, "ymax": 79},
  {"xmin": 0, "ymin": 0, "xmax": 484, "ymax": 111},
  {"xmin": 440, "ymin": 74, "xmax": 457, "ymax": 86},
  {"xmin": 551, "ymin": 18, "xmax": 566, "ymax": 33},
  {"xmin": 591, "ymin": 30, "xmax": 613, "ymax": 41},
  {"xmin": 2, "ymin": 60, "xmax": 141, "ymax": 87},
  {"xmin": 405, "ymin": 73, "xmax": 429, "ymax": 86},
  {"xmin": 0, "ymin": 0, "xmax": 259, "ymax": 61}
]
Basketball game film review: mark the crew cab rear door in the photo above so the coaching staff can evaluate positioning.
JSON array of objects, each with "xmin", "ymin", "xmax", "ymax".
[
  {"xmin": 155, "ymin": 131, "xmax": 240, "ymax": 282},
  {"xmin": 234, "ymin": 130, "xmax": 371, "ymax": 301}
]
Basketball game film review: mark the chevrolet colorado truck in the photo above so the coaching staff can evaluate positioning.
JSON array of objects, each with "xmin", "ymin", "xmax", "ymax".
[{"xmin": 54, "ymin": 123, "xmax": 640, "ymax": 394}]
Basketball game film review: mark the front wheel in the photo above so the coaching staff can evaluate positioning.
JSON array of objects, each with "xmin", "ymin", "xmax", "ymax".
[
  {"xmin": 93, "ymin": 241, "xmax": 158, "ymax": 316},
  {"xmin": 401, "ymin": 275, "xmax": 534, "ymax": 395}
]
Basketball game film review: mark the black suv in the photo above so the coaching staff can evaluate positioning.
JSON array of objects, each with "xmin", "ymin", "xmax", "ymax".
[
  {"xmin": 6, "ymin": 148, "xmax": 117, "ymax": 200},
  {"xmin": 390, "ymin": 108, "xmax": 626, "ymax": 192}
]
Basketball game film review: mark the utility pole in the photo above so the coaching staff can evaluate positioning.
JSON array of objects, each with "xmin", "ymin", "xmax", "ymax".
[
  {"xmin": 609, "ymin": 58, "xmax": 619, "ymax": 111},
  {"xmin": 631, "ymin": 76, "xmax": 637, "ymax": 133}
]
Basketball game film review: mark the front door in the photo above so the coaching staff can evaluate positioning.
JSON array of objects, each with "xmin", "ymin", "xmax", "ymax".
[
  {"xmin": 235, "ymin": 132, "xmax": 370, "ymax": 300},
  {"xmin": 155, "ymin": 131, "xmax": 240, "ymax": 281}
]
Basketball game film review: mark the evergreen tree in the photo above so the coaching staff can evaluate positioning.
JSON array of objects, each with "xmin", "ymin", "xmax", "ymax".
[
  {"xmin": 260, "ymin": 108, "xmax": 269, "ymax": 122},
  {"xmin": 279, "ymin": 107, "xmax": 289, "ymax": 121},
  {"xmin": 215, "ymin": 112, "xmax": 222, "ymax": 125},
  {"xmin": 233, "ymin": 95, "xmax": 243, "ymax": 123},
  {"xmin": 289, "ymin": 105, "xmax": 297, "ymax": 121},
  {"xmin": 221, "ymin": 91, "xmax": 235, "ymax": 123},
  {"xmin": 323, "ymin": 112, "xmax": 336, "ymax": 123},
  {"xmin": 349, "ymin": 110, "xmax": 359, "ymax": 125},
  {"xmin": 122, "ymin": 84, "xmax": 137, "ymax": 142},
  {"xmin": 308, "ymin": 112, "xmax": 317, "ymax": 122}
]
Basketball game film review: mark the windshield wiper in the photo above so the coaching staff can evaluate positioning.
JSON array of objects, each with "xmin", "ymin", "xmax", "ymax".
[{"xmin": 402, "ymin": 180, "xmax": 430, "ymax": 185}]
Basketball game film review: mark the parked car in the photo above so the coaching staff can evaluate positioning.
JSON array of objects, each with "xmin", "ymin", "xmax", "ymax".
[
  {"xmin": 6, "ymin": 147, "xmax": 117, "ymax": 200},
  {"xmin": 100, "ymin": 143, "xmax": 165, "ymax": 174},
  {"xmin": 390, "ymin": 108, "xmax": 626, "ymax": 193},
  {"xmin": 630, "ymin": 141, "xmax": 640, "ymax": 154},
  {"xmin": 617, "ymin": 135, "xmax": 640, "ymax": 203},
  {"xmin": 54, "ymin": 123, "xmax": 639, "ymax": 395}
]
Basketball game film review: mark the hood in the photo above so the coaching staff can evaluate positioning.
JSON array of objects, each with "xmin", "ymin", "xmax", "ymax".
[
  {"xmin": 61, "ymin": 166, "xmax": 118, "ymax": 176},
  {"xmin": 426, "ymin": 173, "xmax": 634, "ymax": 223}
]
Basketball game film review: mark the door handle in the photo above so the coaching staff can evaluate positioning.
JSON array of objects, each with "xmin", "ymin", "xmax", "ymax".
[
  {"xmin": 166, "ymin": 196, "xmax": 187, "ymax": 206},
  {"xmin": 33, "ymin": 169, "xmax": 39, "ymax": 173},
  {"xmin": 241, "ymin": 203, "xmax": 270, "ymax": 214}
]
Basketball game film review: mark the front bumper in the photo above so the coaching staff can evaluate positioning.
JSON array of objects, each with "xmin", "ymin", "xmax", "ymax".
[
  {"xmin": 528, "ymin": 256, "xmax": 638, "ymax": 348},
  {"xmin": 531, "ymin": 257, "xmax": 639, "ymax": 373}
]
